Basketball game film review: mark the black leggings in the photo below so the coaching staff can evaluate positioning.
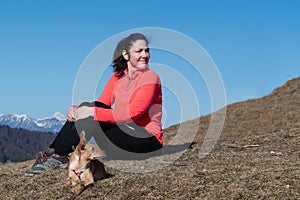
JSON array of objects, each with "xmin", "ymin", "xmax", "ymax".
[{"xmin": 49, "ymin": 102, "xmax": 162, "ymax": 160}]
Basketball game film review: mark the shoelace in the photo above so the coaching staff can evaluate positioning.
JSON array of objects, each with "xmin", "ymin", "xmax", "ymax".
[{"xmin": 33, "ymin": 151, "xmax": 52, "ymax": 165}]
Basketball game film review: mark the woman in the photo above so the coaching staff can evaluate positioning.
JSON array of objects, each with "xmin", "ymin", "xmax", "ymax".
[{"xmin": 25, "ymin": 33, "xmax": 163, "ymax": 176}]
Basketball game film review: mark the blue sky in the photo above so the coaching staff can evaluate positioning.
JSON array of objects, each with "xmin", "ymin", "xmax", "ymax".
[{"xmin": 1, "ymin": 0, "xmax": 300, "ymax": 128}]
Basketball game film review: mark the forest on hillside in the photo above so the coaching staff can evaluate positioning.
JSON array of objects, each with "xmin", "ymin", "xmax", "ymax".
[{"xmin": 0, "ymin": 125, "xmax": 56, "ymax": 163}]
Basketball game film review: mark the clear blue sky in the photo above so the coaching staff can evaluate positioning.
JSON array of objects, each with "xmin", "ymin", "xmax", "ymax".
[{"xmin": 1, "ymin": 0, "xmax": 300, "ymax": 128}]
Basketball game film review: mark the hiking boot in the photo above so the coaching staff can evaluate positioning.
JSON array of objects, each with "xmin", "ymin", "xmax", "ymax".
[{"xmin": 25, "ymin": 149, "xmax": 68, "ymax": 176}]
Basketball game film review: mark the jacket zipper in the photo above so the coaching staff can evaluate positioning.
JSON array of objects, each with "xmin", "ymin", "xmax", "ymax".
[{"xmin": 127, "ymin": 76, "xmax": 131, "ymax": 87}]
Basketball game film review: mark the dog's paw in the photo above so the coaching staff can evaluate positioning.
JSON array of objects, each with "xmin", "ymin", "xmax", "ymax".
[
  {"xmin": 65, "ymin": 178, "xmax": 72, "ymax": 186},
  {"xmin": 72, "ymin": 185, "xmax": 83, "ymax": 195}
]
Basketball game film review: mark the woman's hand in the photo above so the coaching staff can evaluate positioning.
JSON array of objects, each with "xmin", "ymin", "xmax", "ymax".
[
  {"xmin": 66, "ymin": 105, "xmax": 78, "ymax": 122},
  {"xmin": 75, "ymin": 106, "xmax": 94, "ymax": 120}
]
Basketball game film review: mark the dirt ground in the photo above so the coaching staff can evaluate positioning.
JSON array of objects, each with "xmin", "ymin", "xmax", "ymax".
[{"xmin": 0, "ymin": 78, "xmax": 299, "ymax": 200}]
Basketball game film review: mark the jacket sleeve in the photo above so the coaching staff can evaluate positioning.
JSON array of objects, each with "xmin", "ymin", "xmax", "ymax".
[{"xmin": 96, "ymin": 74, "xmax": 118, "ymax": 107}]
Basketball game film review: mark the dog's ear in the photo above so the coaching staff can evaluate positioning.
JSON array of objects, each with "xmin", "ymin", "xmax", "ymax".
[
  {"xmin": 77, "ymin": 137, "xmax": 85, "ymax": 151},
  {"xmin": 79, "ymin": 130, "xmax": 87, "ymax": 150},
  {"xmin": 80, "ymin": 130, "xmax": 88, "ymax": 143}
]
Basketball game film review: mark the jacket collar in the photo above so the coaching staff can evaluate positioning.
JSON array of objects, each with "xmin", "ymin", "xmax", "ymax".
[{"xmin": 124, "ymin": 67, "xmax": 149, "ymax": 79}]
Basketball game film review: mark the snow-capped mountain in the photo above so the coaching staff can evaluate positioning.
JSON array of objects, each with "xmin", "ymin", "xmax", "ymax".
[{"xmin": 0, "ymin": 112, "xmax": 66, "ymax": 133}]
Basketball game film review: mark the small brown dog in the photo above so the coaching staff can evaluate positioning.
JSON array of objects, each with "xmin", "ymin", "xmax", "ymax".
[{"xmin": 66, "ymin": 130, "xmax": 106, "ymax": 195}]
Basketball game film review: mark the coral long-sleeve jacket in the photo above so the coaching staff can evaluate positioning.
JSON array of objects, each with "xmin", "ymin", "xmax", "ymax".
[{"xmin": 94, "ymin": 68, "xmax": 163, "ymax": 145}]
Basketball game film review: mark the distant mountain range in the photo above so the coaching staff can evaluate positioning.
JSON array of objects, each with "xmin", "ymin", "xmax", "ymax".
[{"xmin": 0, "ymin": 112, "xmax": 66, "ymax": 133}]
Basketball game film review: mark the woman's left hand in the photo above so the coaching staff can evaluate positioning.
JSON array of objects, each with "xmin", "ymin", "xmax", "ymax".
[{"xmin": 75, "ymin": 106, "xmax": 94, "ymax": 120}]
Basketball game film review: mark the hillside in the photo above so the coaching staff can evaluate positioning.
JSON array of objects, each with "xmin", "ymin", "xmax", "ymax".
[
  {"xmin": 0, "ymin": 126, "xmax": 56, "ymax": 163},
  {"xmin": 0, "ymin": 77, "xmax": 299, "ymax": 199}
]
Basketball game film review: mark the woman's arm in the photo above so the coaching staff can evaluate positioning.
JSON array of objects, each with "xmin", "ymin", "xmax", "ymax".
[
  {"xmin": 97, "ymin": 74, "xmax": 119, "ymax": 107},
  {"xmin": 75, "ymin": 74, "xmax": 118, "ymax": 121}
]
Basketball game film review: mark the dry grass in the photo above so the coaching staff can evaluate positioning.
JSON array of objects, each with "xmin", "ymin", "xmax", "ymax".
[{"xmin": 0, "ymin": 77, "xmax": 300, "ymax": 199}]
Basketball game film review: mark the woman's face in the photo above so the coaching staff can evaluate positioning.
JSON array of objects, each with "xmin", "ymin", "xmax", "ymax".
[{"xmin": 125, "ymin": 39, "xmax": 150, "ymax": 71}]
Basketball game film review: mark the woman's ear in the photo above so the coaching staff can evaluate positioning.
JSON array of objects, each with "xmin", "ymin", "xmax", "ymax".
[{"xmin": 122, "ymin": 50, "xmax": 129, "ymax": 61}]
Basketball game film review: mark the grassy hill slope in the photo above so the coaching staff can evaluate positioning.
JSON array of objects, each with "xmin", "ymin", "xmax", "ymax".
[{"xmin": 0, "ymin": 78, "xmax": 299, "ymax": 199}]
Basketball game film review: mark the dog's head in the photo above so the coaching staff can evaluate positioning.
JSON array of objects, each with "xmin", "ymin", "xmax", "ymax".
[{"xmin": 76, "ymin": 130, "xmax": 106, "ymax": 161}]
